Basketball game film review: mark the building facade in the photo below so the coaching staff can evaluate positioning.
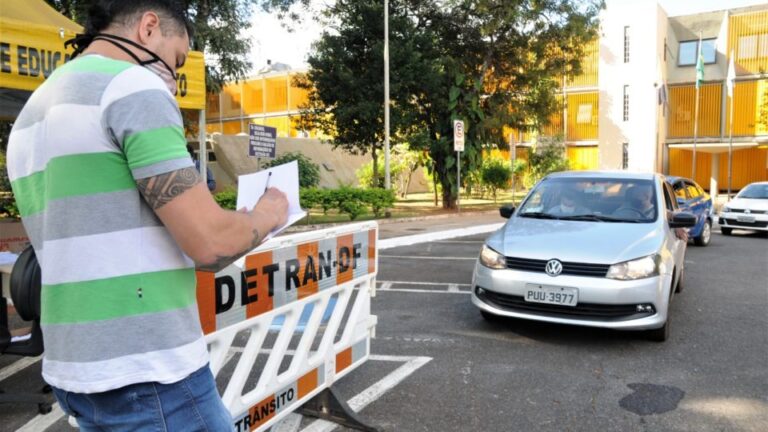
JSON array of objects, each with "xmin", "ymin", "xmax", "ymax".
[{"xmin": 205, "ymin": 1, "xmax": 768, "ymax": 192}]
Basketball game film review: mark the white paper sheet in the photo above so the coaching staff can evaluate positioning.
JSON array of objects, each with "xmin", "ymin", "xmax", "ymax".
[{"xmin": 236, "ymin": 160, "xmax": 307, "ymax": 241}]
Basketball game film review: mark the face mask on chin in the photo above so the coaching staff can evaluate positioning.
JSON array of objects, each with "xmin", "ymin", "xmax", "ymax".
[{"xmin": 92, "ymin": 33, "xmax": 179, "ymax": 95}]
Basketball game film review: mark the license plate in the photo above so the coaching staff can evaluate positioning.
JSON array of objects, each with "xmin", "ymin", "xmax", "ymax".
[
  {"xmin": 524, "ymin": 284, "xmax": 578, "ymax": 307},
  {"xmin": 736, "ymin": 215, "xmax": 756, "ymax": 223}
]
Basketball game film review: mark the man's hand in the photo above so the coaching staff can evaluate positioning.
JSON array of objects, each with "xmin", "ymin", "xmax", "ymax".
[
  {"xmin": 674, "ymin": 228, "xmax": 689, "ymax": 242},
  {"xmin": 251, "ymin": 187, "xmax": 289, "ymax": 238}
]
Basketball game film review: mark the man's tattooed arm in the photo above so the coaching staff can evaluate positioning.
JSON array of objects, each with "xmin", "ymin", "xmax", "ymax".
[
  {"xmin": 137, "ymin": 167, "xmax": 265, "ymax": 273},
  {"xmin": 195, "ymin": 227, "xmax": 262, "ymax": 273},
  {"xmin": 136, "ymin": 167, "xmax": 201, "ymax": 210}
]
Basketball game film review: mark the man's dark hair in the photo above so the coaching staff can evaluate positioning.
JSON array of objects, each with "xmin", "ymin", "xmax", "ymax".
[{"xmin": 85, "ymin": 0, "xmax": 193, "ymax": 39}]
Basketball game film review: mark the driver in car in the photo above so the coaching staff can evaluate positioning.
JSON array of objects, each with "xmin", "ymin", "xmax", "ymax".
[{"xmin": 615, "ymin": 185, "xmax": 689, "ymax": 241}]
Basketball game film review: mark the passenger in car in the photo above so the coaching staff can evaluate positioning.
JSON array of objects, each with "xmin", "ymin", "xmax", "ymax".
[{"xmin": 547, "ymin": 188, "xmax": 591, "ymax": 215}]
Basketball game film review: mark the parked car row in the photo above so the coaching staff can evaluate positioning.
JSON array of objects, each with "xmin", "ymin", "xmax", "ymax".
[{"xmin": 471, "ymin": 172, "xmax": 765, "ymax": 344}]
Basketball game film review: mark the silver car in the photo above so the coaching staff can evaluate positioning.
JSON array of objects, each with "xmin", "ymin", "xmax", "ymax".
[
  {"xmin": 471, "ymin": 171, "xmax": 696, "ymax": 342},
  {"xmin": 718, "ymin": 181, "xmax": 768, "ymax": 235}
]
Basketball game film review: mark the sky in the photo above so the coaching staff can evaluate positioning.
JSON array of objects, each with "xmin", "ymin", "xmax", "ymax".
[{"xmin": 243, "ymin": 0, "xmax": 768, "ymax": 74}]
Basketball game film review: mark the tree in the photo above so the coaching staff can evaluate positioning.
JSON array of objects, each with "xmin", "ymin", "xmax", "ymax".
[
  {"xmin": 480, "ymin": 157, "xmax": 512, "ymax": 203},
  {"xmin": 45, "ymin": 0, "xmax": 264, "ymax": 91},
  {"xmin": 264, "ymin": 152, "xmax": 320, "ymax": 188},
  {"xmin": 525, "ymin": 136, "xmax": 570, "ymax": 188},
  {"xmin": 297, "ymin": 0, "xmax": 601, "ymax": 209},
  {"xmin": 293, "ymin": 0, "xmax": 436, "ymax": 182}
]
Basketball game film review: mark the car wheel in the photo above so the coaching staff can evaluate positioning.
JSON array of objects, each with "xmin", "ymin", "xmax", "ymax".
[
  {"xmin": 480, "ymin": 310, "xmax": 500, "ymax": 322},
  {"xmin": 694, "ymin": 220, "xmax": 711, "ymax": 246},
  {"xmin": 646, "ymin": 320, "xmax": 669, "ymax": 342},
  {"xmin": 721, "ymin": 227, "xmax": 732, "ymax": 236},
  {"xmin": 675, "ymin": 267, "xmax": 684, "ymax": 294}
]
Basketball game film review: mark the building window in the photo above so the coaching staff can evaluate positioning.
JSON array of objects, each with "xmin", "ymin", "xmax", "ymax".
[
  {"xmin": 623, "ymin": 85, "xmax": 629, "ymax": 122},
  {"xmin": 678, "ymin": 39, "xmax": 716, "ymax": 66},
  {"xmin": 624, "ymin": 26, "xmax": 630, "ymax": 63},
  {"xmin": 622, "ymin": 143, "xmax": 629, "ymax": 169}
]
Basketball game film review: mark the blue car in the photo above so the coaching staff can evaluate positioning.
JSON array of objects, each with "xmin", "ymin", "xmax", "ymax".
[{"xmin": 666, "ymin": 176, "xmax": 714, "ymax": 246}]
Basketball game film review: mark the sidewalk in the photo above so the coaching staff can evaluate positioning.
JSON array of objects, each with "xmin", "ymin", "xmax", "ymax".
[{"xmin": 284, "ymin": 209, "xmax": 505, "ymax": 240}]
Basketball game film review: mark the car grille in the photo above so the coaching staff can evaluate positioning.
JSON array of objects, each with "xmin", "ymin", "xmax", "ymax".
[
  {"xmin": 721, "ymin": 218, "xmax": 768, "ymax": 228},
  {"xmin": 729, "ymin": 209, "xmax": 766, "ymax": 214},
  {"xmin": 476, "ymin": 287, "xmax": 653, "ymax": 322},
  {"xmin": 505, "ymin": 257, "xmax": 610, "ymax": 277}
]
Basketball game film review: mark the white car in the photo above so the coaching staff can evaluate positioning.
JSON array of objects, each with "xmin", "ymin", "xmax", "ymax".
[
  {"xmin": 718, "ymin": 182, "xmax": 768, "ymax": 235},
  {"xmin": 471, "ymin": 172, "xmax": 696, "ymax": 342}
]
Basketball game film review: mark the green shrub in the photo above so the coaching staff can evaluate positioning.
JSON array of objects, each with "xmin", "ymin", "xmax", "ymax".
[
  {"xmin": 363, "ymin": 188, "xmax": 395, "ymax": 217},
  {"xmin": 214, "ymin": 188, "xmax": 237, "ymax": 210},
  {"xmin": 525, "ymin": 137, "xmax": 570, "ymax": 188},
  {"xmin": 265, "ymin": 152, "xmax": 321, "ymax": 188},
  {"xmin": 480, "ymin": 158, "xmax": 512, "ymax": 202}
]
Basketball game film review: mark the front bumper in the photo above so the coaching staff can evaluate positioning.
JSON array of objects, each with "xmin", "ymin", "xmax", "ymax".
[
  {"xmin": 718, "ymin": 212, "xmax": 768, "ymax": 232},
  {"xmin": 471, "ymin": 263, "xmax": 672, "ymax": 330}
]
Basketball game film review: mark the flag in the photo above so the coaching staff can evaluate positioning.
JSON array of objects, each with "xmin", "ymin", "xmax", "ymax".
[
  {"xmin": 695, "ymin": 36, "xmax": 704, "ymax": 89},
  {"xmin": 658, "ymin": 83, "xmax": 668, "ymax": 116},
  {"xmin": 726, "ymin": 50, "xmax": 736, "ymax": 98}
]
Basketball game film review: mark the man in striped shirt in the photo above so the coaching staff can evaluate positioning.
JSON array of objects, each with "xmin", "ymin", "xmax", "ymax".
[{"xmin": 7, "ymin": 1, "xmax": 287, "ymax": 429}]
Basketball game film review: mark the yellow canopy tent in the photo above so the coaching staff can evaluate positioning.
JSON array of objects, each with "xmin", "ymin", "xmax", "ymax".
[{"xmin": 0, "ymin": 0, "xmax": 207, "ymax": 118}]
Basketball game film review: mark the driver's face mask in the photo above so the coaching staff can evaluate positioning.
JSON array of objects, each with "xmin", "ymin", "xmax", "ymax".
[{"xmin": 93, "ymin": 33, "xmax": 179, "ymax": 95}]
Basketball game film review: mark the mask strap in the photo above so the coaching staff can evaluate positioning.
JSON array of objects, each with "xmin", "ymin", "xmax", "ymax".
[{"xmin": 95, "ymin": 33, "xmax": 177, "ymax": 78}]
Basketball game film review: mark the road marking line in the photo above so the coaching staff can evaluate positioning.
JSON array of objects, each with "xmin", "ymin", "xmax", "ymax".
[
  {"xmin": 379, "ymin": 282, "xmax": 392, "ymax": 290},
  {"xmin": 15, "ymin": 403, "xmax": 64, "ymax": 432},
  {"xmin": 380, "ymin": 288, "xmax": 471, "ymax": 295},
  {"xmin": 300, "ymin": 355, "xmax": 432, "ymax": 432},
  {"xmin": 0, "ymin": 356, "xmax": 40, "ymax": 383},
  {"xmin": 448, "ymin": 284, "xmax": 459, "ymax": 292},
  {"xmin": 380, "ymin": 255, "xmax": 476, "ymax": 261},
  {"xmin": 378, "ymin": 280, "xmax": 471, "ymax": 287},
  {"xmin": 379, "ymin": 223, "xmax": 502, "ymax": 250},
  {"xmin": 433, "ymin": 240, "xmax": 484, "ymax": 244},
  {"xmin": 272, "ymin": 413, "xmax": 303, "ymax": 432}
]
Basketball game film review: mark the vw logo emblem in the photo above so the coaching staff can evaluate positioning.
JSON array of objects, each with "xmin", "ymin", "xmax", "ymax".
[
  {"xmin": 745, "ymin": 209, "xmax": 751, "ymax": 214},
  {"xmin": 545, "ymin": 259, "xmax": 563, "ymax": 276}
]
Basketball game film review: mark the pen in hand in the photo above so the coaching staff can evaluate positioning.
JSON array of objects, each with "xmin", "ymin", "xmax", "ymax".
[{"xmin": 264, "ymin": 171, "xmax": 272, "ymax": 193}]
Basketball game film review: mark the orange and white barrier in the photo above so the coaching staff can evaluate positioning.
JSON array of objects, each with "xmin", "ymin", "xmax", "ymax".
[{"xmin": 196, "ymin": 222, "xmax": 378, "ymax": 432}]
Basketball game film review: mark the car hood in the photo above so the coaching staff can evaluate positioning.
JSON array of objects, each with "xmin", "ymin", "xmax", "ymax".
[
  {"xmin": 727, "ymin": 198, "xmax": 768, "ymax": 212},
  {"xmin": 486, "ymin": 217, "xmax": 665, "ymax": 265}
]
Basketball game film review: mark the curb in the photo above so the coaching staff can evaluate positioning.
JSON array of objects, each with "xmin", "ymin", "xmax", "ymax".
[{"xmin": 283, "ymin": 209, "xmax": 498, "ymax": 234}]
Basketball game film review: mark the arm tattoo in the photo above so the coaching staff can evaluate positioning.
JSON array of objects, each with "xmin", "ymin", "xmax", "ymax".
[
  {"xmin": 197, "ymin": 227, "xmax": 263, "ymax": 273},
  {"xmin": 136, "ymin": 167, "xmax": 201, "ymax": 210}
]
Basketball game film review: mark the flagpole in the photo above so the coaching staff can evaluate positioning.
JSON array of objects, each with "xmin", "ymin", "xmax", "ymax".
[
  {"xmin": 692, "ymin": 31, "xmax": 703, "ymax": 182},
  {"xmin": 727, "ymin": 50, "xmax": 735, "ymax": 199}
]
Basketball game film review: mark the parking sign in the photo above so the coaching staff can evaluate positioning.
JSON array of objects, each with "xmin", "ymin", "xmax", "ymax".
[{"xmin": 453, "ymin": 120, "xmax": 465, "ymax": 152}]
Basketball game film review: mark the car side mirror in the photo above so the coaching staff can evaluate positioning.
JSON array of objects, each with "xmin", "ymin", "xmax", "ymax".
[
  {"xmin": 669, "ymin": 212, "xmax": 696, "ymax": 228},
  {"xmin": 499, "ymin": 205, "xmax": 515, "ymax": 219}
]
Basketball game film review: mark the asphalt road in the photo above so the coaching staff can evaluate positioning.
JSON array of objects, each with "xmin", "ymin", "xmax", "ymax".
[{"xmin": 1, "ymin": 226, "xmax": 766, "ymax": 431}]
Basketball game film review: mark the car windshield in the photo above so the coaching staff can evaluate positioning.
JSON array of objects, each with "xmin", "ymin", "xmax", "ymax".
[
  {"xmin": 737, "ymin": 184, "xmax": 768, "ymax": 199},
  {"xmin": 517, "ymin": 177, "xmax": 658, "ymax": 222}
]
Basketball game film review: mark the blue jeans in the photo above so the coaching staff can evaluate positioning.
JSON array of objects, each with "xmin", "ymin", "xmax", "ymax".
[{"xmin": 52, "ymin": 365, "xmax": 233, "ymax": 431}]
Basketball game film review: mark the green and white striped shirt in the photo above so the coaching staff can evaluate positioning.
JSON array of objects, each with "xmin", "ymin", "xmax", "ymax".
[{"xmin": 7, "ymin": 55, "xmax": 208, "ymax": 393}]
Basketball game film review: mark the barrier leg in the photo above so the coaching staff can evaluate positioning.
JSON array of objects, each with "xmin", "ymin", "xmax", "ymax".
[{"xmin": 298, "ymin": 387, "xmax": 379, "ymax": 432}]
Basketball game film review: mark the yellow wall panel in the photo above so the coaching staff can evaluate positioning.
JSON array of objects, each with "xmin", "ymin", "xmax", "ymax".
[
  {"xmin": 242, "ymin": 79, "xmax": 265, "ymax": 115},
  {"xmin": 729, "ymin": 11, "xmax": 768, "ymax": 75},
  {"xmin": 265, "ymin": 77, "xmax": 289, "ymax": 113},
  {"xmin": 261, "ymin": 116, "xmax": 290, "ymax": 137},
  {"xmin": 206, "ymin": 93, "xmax": 220, "ymax": 118},
  {"xmin": 289, "ymin": 86, "xmax": 310, "ymax": 111},
  {"xmin": 566, "ymin": 92, "xmax": 598, "ymax": 141},
  {"xmin": 206, "ymin": 122, "xmax": 223, "ymax": 134},
  {"xmin": 668, "ymin": 148, "xmax": 712, "ymax": 186},
  {"xmin": 220, "ymin": 83, "xmax": 243, "ymax": 118},
  {"xmin": 567, "ymin": 146, "xmax": 598, "ymax": 170},
  {"xmin": 725, "ymin": 79, "xmax": 768, "ymax": 136},
  {"xmin": 222, "ymin": 120, "xmax": 242, "ymax": 135},
  {"xmin": 567, "ymin": 39, "xmax": 599, "ymax": 88},
  {"xmin": 717, "ymin": 148, "xmax": 768, "ymax": 189},
  {"xmin": 668, "ymin": 84, "xmax": 721, "ymax": 138}
]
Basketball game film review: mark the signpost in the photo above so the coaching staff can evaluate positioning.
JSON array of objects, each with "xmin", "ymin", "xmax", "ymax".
[
  {"xmin": 453, "ymin": 120, "xmax": 465, "ymax": 213},
  {"xmin": 249, "ymin": 124, "xmax": 277, "ymax": 160}
]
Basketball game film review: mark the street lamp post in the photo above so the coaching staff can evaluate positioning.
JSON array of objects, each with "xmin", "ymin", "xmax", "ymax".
[{"xmin": 384, "ymin": 0, "xmax": 391, "ymax": 190}]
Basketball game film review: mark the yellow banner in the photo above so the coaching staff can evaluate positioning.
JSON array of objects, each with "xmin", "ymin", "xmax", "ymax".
[{"xmin": 0, "ymin": 17, "xmax": 206, "ymax": 110}]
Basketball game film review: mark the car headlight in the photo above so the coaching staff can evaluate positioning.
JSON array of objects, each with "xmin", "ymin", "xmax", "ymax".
[
  {"xmin": 479, "ymin": 245, "xmax": 506, "ymax": 269},
  {"xmin": 722, "ymin": 206, "xmax": 731, "ymax": 213},
  {"xmin": 606, "ymin": 254, "xmax": 660, "ymax": 280}
]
